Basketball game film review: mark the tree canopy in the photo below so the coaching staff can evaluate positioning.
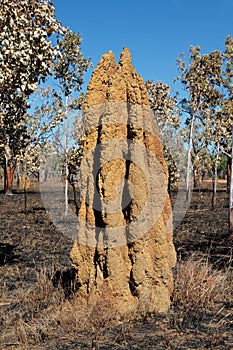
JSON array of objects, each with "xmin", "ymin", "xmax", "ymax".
[{"xmin": 0, "ymin": 0, "xmax": 91, "ymax": 194}]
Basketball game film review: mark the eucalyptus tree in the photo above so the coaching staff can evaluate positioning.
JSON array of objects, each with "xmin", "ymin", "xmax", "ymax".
[
  {"xmin": 221, "ymin": 35, "xmax": 233, "ymax": 191},
  {"xmin": 177, "ymin": 36, "xmax": 233, "ymax": 236},
  {"xmin": 0, "ymin": 0, "xmax": 65, "ymax": 194},
  {"xmin": 50, "ymin": 31, "xmax": 91, "ymax": 216},
  {"xmin": 146, "ymin": 80, "xmax": 183, "ymax": 191},
  {"xmin": 176, "ymin": 46, "xmax": 222, "ymax": 199},
  {"xmin": 21, "ymin": 85, "xmax": 65, "ymax": 182},
  {"xmin": 222, "ymin": 35, "xmax": 233, "ymax": 235},
  {"xmin": 202, "ymin": 36, "xmax": 233, "ymax": 209},
  {"xmin": 28, "ymin": 32, "xmax": 91, "ymax": 215}
]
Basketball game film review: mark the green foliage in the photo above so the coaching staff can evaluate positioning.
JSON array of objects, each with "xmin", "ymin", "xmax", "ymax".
[
  {"xmin": 176, "ymin": 36, "xmax": 233, "ymax": 190},
  {"xmin": 30, "ymin": 29, "xmax": 92, "ymax": 181},
  {"xmin": 146, "ymin": 80, "xmax": 180, "ymax": 129},
  {"xmin": 223, "ymin": 35, "xmax": 233, "ymax": 94},
  {"xmin": 217, "ymin": 154, "xmax": 227, "ymax": 179},
  {"xmin": 0, "ymin": 0, "xmax": 65, "ymax": 174},
  {"xmin": 0, "ymin": 0, "xmax": 92, "ymax": 189},
  {"xmin": 146, "ymin": 80, "xmax": 183, "ymax": 189},
  {"xmin": 54, "ymin": 31, "xmax": 92, "ymax": 96},
  {"xmin": 177, "ymin": 46, "xmax": 222, "ymax": 114}
]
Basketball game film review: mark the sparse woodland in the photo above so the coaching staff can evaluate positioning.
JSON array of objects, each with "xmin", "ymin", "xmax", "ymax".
[{"xmin": 0, "ymin": 0, "xmax": 232, "ymax": 349}]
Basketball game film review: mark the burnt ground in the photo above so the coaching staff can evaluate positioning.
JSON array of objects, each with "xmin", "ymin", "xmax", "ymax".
[{"xmin": 0, "ymin": 180, "xmax": 232, "ymax": 349}]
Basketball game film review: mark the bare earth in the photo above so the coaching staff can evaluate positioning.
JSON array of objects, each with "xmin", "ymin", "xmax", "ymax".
[{"xmin": 0, "ymin": 180, "xmax": 232, "ymax": 349}]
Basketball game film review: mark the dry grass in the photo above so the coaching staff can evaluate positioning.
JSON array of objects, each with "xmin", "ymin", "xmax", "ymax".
[
  {"xmin": 174, "ymin": 256, "xmax": 227, "ymax": 309},
  {"xmin": 171, "ymin": 254, "xmax": 233, "ymax": 330},
  {"xmin": 0, "ymin": 267, "xmax": 119, "ymax": 349},
  {"xmin": 1, "ymin": 257, "xmax": 232, "ymax": 349},
  {"xmin": 0, "ymin": 258, "xmax": 232, "ymax": 350}
]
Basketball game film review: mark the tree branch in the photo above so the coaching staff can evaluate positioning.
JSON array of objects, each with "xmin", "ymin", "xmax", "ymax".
[{"xmin": 221, "ymin": 150, "xmax": 232, "ymax": 159}]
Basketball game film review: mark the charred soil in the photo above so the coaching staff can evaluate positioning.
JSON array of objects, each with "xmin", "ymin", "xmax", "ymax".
[{"xmin": 0, "ymin": 180, "xmax": 232, "ymax": 349}]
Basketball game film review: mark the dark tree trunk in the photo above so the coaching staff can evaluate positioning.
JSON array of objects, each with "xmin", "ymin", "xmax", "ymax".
[
  {"xmin": 193, "ymin": 168, "xmax": 199, "ymax": 189},
  {"xmin": 4, "ymin": 164, "xmax": 15, "ymax": 195},
  {"xmin": 229, "ymin": 209, "xmax": 233, "ymax": 239},
  {"xmin": 70, "ymin": 178, "xmax": 79, "ymax": 216},
  {"xmin": 4, "ymin": 146, "xmax": 16, "ymax": 195},
  {"xmin": 227, "ymin": 157, "xmax": 231, "ymax": 192}
]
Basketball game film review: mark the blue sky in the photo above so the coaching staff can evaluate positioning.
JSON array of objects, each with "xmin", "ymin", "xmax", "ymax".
[{"xmin": 53, "ymin": 0, "xmax": 233, "ymax": 93}]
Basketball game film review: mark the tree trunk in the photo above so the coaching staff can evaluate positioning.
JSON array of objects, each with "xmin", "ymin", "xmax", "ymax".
[
  {"xmin": 227, "ymin": 157, "xmax": 231, "ymax": 192},
  {"xmin": 23, "ymin": 166, "xmax": 28, "ymax": 214},
  {"xmin": 64, "ymin": 95, "xmax": 69, "ymax": 217},
  {"xmin": 212, "ymin": 166, "xmax": 217, "ymax": 209},
  {"xmin": 4, "ymin": 144, "xmax": 15, "ymax": 195},
  {"xmin": 186, "ymin": 115, "xmax": 195, "ymax": 201},
  {"xmin": 212, "ymin": 144, "xmax": 219, "ymax": 209},
  {"xmin": 193, "ymin": 168, "xmax": 199, "ymax": 189},
  {"xmin": 70, "ymin": 174, "xmax": 79, "ymax": 216},
  {"xmin": 65, "ymin": 163, "xmax": 69, "ymax": 217},
  {"xmin": 4, "ymin": 163, "xmax": 15, "ymax": 195},
  {"xmin": 229, "ymin": 126, "xmax": 233, "ymax": 238}
]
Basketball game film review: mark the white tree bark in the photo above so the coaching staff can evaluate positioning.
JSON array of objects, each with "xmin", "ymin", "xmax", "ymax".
[
  {"xmin": 64, "ymin": 95, "xmax": 69, "ymax": 217},
  {"xmin": 212, "ymin": 143, "xmax": 219, "ymax": 208},
  {"xmin": 186, "ymin": 114, "xmax": 195, "ymax": 201},
  {"xmin": 229, "ymin": 125, "xmax": 233, "ymax": 235}
]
